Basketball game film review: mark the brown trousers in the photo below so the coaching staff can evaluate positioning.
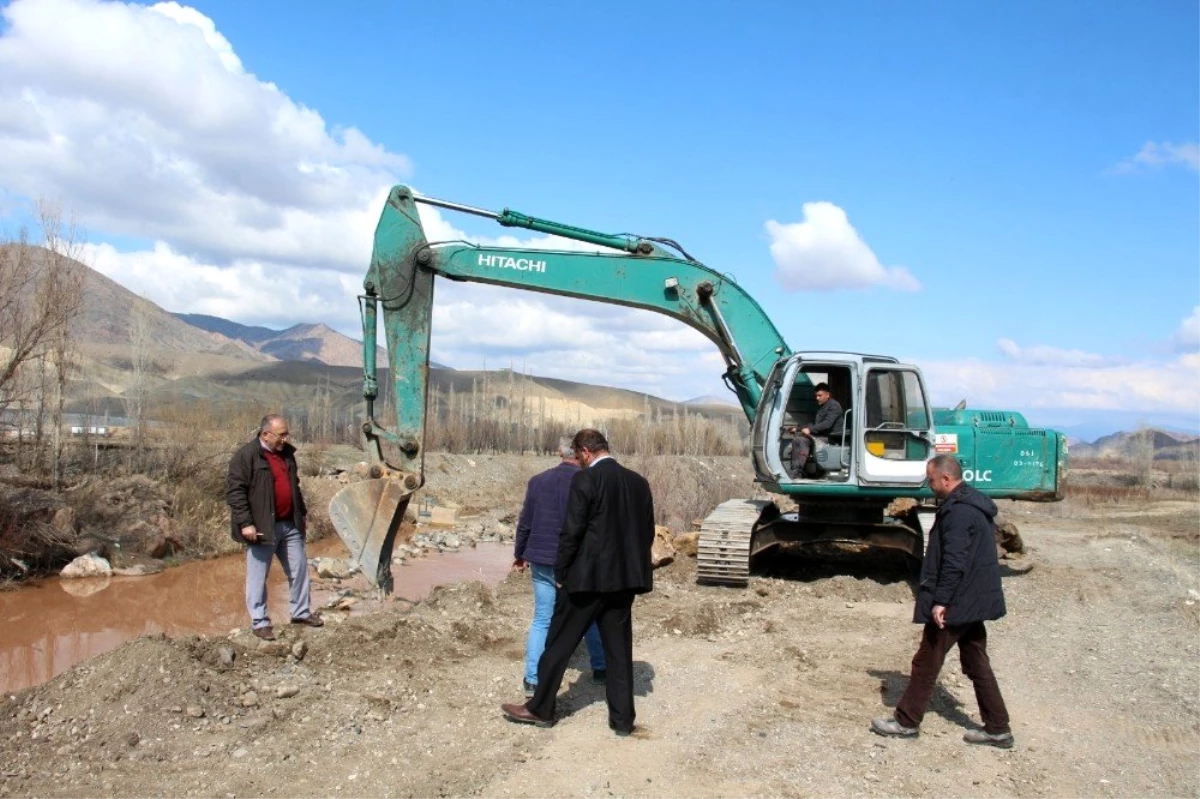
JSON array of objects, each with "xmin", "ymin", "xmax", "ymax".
[{"xmin": 895, "ymin": 621, "xmax": 1011, "ymax": 734}]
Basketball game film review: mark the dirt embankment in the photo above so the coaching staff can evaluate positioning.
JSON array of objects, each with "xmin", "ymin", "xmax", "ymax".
[{"xmin": 1, "ymin": 457, "xmax": 1198, "ymax": 798}]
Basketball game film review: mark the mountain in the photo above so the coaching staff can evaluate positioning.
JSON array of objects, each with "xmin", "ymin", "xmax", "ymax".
[
  {"xmin": 1069, "ymin": 429, "xmax": 1200, "ymax": 462},
  {"xmin": 685, "ymin": 394, "xmax": 739, "ymax": 408},
  {"xmin": 176, "ymin": 314, "xmax": 387, "ymax": 368}
]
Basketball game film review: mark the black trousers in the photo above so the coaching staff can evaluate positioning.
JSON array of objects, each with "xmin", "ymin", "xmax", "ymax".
[{"xmin": 526, "ymin": 588, "xmax": 637, "ymax": 732}]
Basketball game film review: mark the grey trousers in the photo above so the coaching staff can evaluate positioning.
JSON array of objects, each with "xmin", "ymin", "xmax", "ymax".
[{"xmin": 245, "ymin": 520, "xmax": 313, "ymax": 629}]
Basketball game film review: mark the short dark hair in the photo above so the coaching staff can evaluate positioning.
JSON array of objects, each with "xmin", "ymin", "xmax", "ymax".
[
  {"xmin": 928, "ymin": 453, "xmax": 963, "ymax": 480},
  {"xmin": 814, "ymin": 382, "xmax": 830, "ymax": 394},
  {"xmin": 572, "ymin": 428, "xmax": 609, "ymax": 454}
]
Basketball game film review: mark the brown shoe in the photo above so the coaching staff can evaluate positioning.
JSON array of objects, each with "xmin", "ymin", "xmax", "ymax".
[
  {"xmin": 290, "ymin": 613, "xmax": 324, "ymax": 627},
  {"xmin": 252, "ymin": 626, "xmax": 276, "ymax": 640},
  {"xmin": 501, "ymin": 703, "xmax": 554, "ymax": 728}
]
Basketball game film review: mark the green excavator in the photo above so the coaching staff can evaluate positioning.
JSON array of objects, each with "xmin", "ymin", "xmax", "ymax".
[{"xmin": 329, "ymin": 185, "xmax": 1067, "ymax": 594}]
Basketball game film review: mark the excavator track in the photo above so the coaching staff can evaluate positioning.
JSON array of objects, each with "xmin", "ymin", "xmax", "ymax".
[{"xmin": 696, "ymin": 498, "xmax": 773, "ymax": 587}]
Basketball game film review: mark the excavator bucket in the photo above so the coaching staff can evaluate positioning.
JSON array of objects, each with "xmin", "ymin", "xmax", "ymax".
[{"xmin": 328, "ymin": 477, "xmax": 416, "ymax": 595}]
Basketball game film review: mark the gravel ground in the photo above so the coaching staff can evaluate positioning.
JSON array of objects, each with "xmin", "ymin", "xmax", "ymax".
[{"xmin": 1, "ymin": 452, "xmax": 1196, "ymax": 798}]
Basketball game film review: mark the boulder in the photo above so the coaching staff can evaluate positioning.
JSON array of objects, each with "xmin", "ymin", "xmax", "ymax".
[
  {"xmin": 60, "ymin": 553, "xmax": 112, "ymax": 579},
  {"xmin": 651, "ymin": 525, "xmax": 676, "ymax": 569},
  {"xmin": 672, "ymin": 531, "xmax": 700, "ymax": 558},
  {"xmin": 995, "ymin": 517, "xmax": 1024, "ymax": 554}
]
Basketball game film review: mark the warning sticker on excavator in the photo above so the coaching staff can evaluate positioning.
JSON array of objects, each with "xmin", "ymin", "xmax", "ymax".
[{"xmin": 934, "ymin": 433, "xmax": 958, "ymax": 453}]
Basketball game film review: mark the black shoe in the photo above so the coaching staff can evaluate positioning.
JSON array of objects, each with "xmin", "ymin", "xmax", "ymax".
[
  {"xmin": 523, "ymin": 680, "xmax": 535, "ymax": 698},
  {"xmin": 609, "ymin": 722, "xmax": 633, "ymax": 737},
  {"xmin": 591, "ymin": 669, "xmax": 607, "ymax": 686}
]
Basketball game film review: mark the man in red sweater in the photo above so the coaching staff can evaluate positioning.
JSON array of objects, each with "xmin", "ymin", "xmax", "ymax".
[{"xmin": 226, "ymin": 414, "xmax": 322, "ymax": 640}]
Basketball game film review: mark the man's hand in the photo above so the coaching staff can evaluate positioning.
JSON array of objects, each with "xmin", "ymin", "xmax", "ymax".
[
  {"xmin": 801, "ymin": 427, "xmax": 811, "ymax": 436},
  {"xmin": 932, "ymin": 605, "xmax": 947, "ymax": 629},
  {"xmin": 241, "ymin": 525, "xmax": 259, "ymax": 543},
  {"xmin": 511, "ymin": 558, "xmax": 527, "ymax": 572}
]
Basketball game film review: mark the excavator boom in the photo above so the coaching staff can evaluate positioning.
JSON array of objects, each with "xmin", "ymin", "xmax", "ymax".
[{"xmin": 333, "ymin": 185, "xmax": 789, "ymax": 591}]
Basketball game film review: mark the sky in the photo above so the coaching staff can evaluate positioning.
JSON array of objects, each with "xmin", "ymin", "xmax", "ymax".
[{"xmin": 0, "ymin": 0, "xmax": 1197, "ymax": 441}]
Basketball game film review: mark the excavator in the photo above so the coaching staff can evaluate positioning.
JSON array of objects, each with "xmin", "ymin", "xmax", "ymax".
[{"xmin": 329, "ymin": 185, "xmax": 1067, "ymax": 593}]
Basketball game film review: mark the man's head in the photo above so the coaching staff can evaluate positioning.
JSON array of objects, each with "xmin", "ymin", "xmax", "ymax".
[
  {"xmin": 259, "ymin": 414, "xmax": 290, "ymax": 452},
  {"xmin": 814, "ymin": 383, "xmax": 832, "ymax": 406},
  {"xmin": 557, "ymin": 437, "xmax": 578, "ymax": 464},
  {"xmin": 926, "ymin": 453, "xmax": 963, "ymax": 500},
  {"xmin": 572, "ymin": 428, "xmax": 610, "ymax": 468}
]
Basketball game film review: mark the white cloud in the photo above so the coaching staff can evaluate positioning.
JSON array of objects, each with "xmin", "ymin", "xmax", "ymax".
[
  {"xmin": 766, "ymin": 202, "xmax": 919, "ymax": 292},
  {"xmin": 1173, "ymin": 306, "xmax": 1200, "ymax": 352},
  {"xmin": 83, "ymin": 241, "xmax": 363, "ymax": 332},
  {"xmin": 0, "ymin": 0, "xmax": 406, "ymax": 269},
  {"xmin": 918, "ymin": 352, "xmax": 1200, "ymax": 417},
  {"xmin": 1114, "ymin": 141, "xmax": 1200, "ymax": 174},
  {"xmin": 996, "ymin": 338, "xmax": 1110, "ymax": 367}
]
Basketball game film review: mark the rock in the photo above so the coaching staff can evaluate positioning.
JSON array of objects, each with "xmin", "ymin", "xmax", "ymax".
[
  {"xmin": 217, "ymin": 647, "xmax": 236, "ymax": 668},
  {"xmin": 125, "ymin": 732, "xmax": 140, "ymax": 748},
  {"xmin": 292, "ymin": 641, "xmax": 308, "ymax": 661},
  {"xmin": 995, "ymin": 517, "xmax": 1024, "ymax": 554},
  {"xmin": 231, "ymin": 747, "xmax": 249, "ymax": 759},
  {"xmin": 186, "ymin": 706, "xmax": 205, "ymax": 719},
  {"xmin": 112, "ymin": 562, "xmax": 165, "ymax": 577},
  {"xmin": 275, "ymin": 686, "xmax": 300, "ymax": 699},
  {"xmin": 241, "ymin": 691, "xmax": 259, "ymax": 708},
  {"xmin": 60, "ymin": 553, "xmax": 112, "ymax": 579},
  {"xmin": 51, "ymin": 506, "xmax": 76, "ymax": 535},
  {"xmin": 147, "ymin": 535, "xmax": 183, "ymax": 559},
  {"xmin": 257, "ymin": 641, "xmax": 291, "ymax": 657},
  {"xmin": 336, "ymin": 597, "xmax": 359, "ymax": 611},
  {"xmin": 651, "ymin": 525, "xmax": 676, "ymax": 569},
  {"xmin": 672, "ymin": 532, "xmax": 700, "ymax": 558},
  {"xmin": 312, "ymin": 558, "xmax": 351, "ymax": 580}
]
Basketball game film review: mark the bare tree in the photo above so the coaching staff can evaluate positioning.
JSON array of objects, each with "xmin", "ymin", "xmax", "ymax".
[
  {"xmin": 0, "ymin": 199, "xmax": 85, "ymax": 482},
  {"xmin": 126, "ymin": 295, "xmax": 155, "ymax": 466}
]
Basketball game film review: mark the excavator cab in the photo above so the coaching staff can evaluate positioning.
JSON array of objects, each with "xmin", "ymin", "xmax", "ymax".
[{"xmin": 751, "ymin": 352, "xmax": 933, "ymax": 491}]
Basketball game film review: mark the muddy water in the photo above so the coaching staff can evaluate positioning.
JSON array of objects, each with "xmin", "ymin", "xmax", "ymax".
[{"xmin": 0, "ymin": 538, "xmax": 513, "ymax": 694}]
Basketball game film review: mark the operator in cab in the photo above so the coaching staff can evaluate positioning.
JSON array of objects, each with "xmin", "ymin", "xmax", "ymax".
[{"xmin": 789, "ymin": 383, "xmax": 844, "ymax": 476}]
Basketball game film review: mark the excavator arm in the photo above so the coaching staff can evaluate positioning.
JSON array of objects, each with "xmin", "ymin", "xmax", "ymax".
[{"xmin": 331, "ymin": 185, "xmax": 789, "ymax": 591}]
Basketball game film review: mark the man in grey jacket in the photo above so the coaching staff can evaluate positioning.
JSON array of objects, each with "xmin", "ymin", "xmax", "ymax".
[{"xmin": 871, "ymin": 454, "xmax": 1013, "ymax": 748}]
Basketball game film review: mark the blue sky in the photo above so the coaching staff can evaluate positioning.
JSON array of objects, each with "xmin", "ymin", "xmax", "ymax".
[{"xmin": 0, "ymin": 0, "xmax": 1196, "ymax": 440}]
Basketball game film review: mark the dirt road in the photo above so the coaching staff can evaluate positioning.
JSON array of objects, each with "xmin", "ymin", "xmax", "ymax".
[{"xmin": 1, "ymin": 488, "xmax": 1196, "ymax": 798}]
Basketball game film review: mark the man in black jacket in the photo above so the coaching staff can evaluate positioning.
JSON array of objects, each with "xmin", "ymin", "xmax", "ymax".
[
  {"xmin": 871, "ymin": 454, "xmax": 1014, "ymax": 748},
  {"xmin": 225, "ymin": 414, "xmax": 322, "ymax": 641},
  {"xmin": 502, "ymin": 428, "xmax": 655, "ymax": 736}
]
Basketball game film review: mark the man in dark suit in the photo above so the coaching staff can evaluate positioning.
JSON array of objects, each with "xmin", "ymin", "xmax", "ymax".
[{"xmin": 501, "ymin": 428, "xmax": 656, "ymax": 736}]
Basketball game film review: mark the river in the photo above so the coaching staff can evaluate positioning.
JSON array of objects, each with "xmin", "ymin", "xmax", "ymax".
[{"xmin": 0, "ymin": 538, "xmax": 513, "ymax": 694}]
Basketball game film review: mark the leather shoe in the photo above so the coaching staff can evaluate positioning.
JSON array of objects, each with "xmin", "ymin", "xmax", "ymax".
[
  {"xmin": 871, "ymin": 717, "xmax": 918, "ymax": 738},
  {"xmin": 964, "ymin": 729, "xmax": 1014, "ymax": 749},
  {"xmin": 252, "ymin": 626, "xmax": 276, "ymax": 641},
  {"xmin": 290, "ymin": 613, "xmax": 324, "ymax": 627},
  {"xmin": 609, "ymin": 722, "xmax": 633, "ymax": 737},
  {"xmin": 501, "ymin": 703, "xmax": 554, "ymax": 728}
]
